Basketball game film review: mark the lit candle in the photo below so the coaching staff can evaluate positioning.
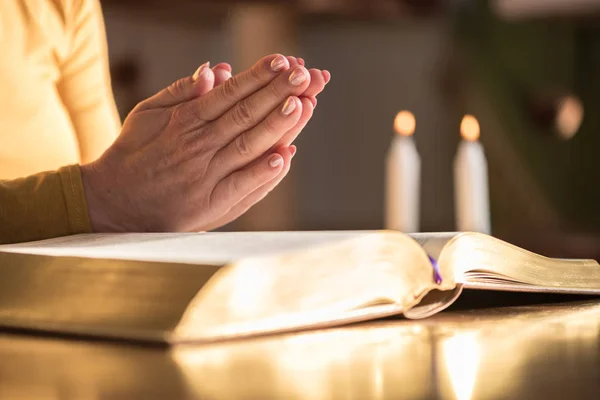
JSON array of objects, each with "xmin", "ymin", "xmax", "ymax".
[
  {"xmin": 385, "ymin": 111, "xmax": 421, "ymax": 232},
  {"xmin": 454, "ymin": 115, "xmax": 491, "ymax": 234}
]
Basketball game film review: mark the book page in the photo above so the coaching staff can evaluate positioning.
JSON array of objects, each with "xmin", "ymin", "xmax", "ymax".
[
  {"xmin": 441, "ymin": 233, "xmax": 600, "ymax": 293},
  {"xmin": 175, "ymin": 231, "xmax": 450, "ymax": 341},
  {"xmin": 0, "ymin": 231, "xmax": 380, "ymax": 265},
  {"xmin": 0, "ymin": 252, "xmax": 220, "ymax": 342},
  {"xmin": 408, "ymin": 233, "xmax": 461, "ymax": 260}
]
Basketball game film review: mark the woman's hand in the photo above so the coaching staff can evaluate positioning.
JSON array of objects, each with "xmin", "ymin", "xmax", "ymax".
[
  {"xmin": 211, "ymin": 57, "xmax": 330, "ymax": 148},
  {"xmin": 81, "ymin": 54, "xmax": 325, "ymax": 233},
  {"xmin": 202, "ymin": 57, "xmax": 330, "ymax": 230}
]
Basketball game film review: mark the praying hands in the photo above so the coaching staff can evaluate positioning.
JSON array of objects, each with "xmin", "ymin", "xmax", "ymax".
[{"xmin": 81, "ymin": 54, "xmax": 330, "ymax": 233}]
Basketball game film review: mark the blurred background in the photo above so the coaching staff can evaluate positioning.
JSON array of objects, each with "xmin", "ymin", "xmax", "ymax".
[{"xmin": 101, "ymin": 0, "xmax": 600, "ymax": 258}]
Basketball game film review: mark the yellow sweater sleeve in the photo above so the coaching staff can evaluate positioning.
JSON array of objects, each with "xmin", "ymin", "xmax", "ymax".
[
  {"xmin": 0, "ymin": 165, "xmax": 91, "ymax": 245},
  {"xmin": 57, "ymin": 0, "xmax": 121, "ymax": 164}
]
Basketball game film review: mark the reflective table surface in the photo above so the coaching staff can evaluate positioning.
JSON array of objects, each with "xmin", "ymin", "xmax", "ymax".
[{"xmin": 1, "ymin": 300, "xmax": 599, "ymax": 399}]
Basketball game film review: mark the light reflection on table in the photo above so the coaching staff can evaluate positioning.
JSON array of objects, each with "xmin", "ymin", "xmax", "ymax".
[{"xmin": 0, "ymin": 301, "xmax": 599, "ymax": 399}]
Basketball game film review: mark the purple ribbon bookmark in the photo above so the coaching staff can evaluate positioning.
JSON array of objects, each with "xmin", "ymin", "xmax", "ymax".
[{"xmin": 428, "ymin": 256, "xmax": 443, "ymax": 285}]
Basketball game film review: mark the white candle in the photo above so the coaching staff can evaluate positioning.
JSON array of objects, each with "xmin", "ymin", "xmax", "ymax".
[
  {"xmin": 385, "ymin": 111, "xmax": 421, "ymax": 232},
  {"xmin": 454, "ymin": 115, "xmax": 491, "ymax": 234}
]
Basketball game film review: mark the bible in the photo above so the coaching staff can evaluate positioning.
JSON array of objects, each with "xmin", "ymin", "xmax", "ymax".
[{"xmin": 0, "ymin": 231, "xmax": 598, "ymax": 344}]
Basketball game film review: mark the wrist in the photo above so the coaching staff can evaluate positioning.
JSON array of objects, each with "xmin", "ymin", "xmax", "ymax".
[{"xmin": 80, "ymin": 160, "xmax": 120, "ymax": 233}]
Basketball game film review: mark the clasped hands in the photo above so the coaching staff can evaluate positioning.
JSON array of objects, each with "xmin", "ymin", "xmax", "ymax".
[{"xmin": 81, "ymin": 54, "xmax": 330, "ymax": 232}]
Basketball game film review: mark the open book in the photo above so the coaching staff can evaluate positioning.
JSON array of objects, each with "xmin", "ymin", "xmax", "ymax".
[{"xmin": 0, "ymin": 231, "xmax": 598, "ymax": 344}]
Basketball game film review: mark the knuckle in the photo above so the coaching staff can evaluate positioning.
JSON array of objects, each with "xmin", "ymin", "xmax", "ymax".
[
  {"xmin": 130, "ymin": 101, "xmax": 147, "ymax": 114},
  {"xmin": 263, "ymin": 115, "xmax": 280, "ymax": 133},
  {"xmin": 178, "ymin": 131, "xmax": 202, "ymax": 158},
  {"xmin": 220, "ymin": 78, "xmax": 239, "ymax": 101},
  {"xmin": 203, "ymin": 128, "xmax": 225, "ymax": 156},
  {"xmin": 170, "ymin": 109, "xmax": 213, "ymax": 157},
  {"xmin": 248, "ymin": 65, "xmax": 263, "ymax": 83},
  {"xmin": 205, "ymin": 148, "xmax": 221, "ymax": 172},
  {"xmin": 167, "ymin": 78, "xmax": 185, "ymax": 98},
  {"xmin": 250, "ymin": 168, "xmax": 264, "ymax": 183},
  {"xmin": 166, "ymin": 85, "xmax": 178, "ymax": 99},
  {"xmin": 198, "ymin": 123, "xmax": 217, "ymax": 145},
  {"xmin": 268, "ymin": 82, "xmax": 284, "ymax": 100},
  {"xmin": 171, "ymin": 103, "xmax": 200, "ymax": 130},
  {"xmin": 234, "ymin": 133, "xmax": 252, "ymax": 157},
  {"xmin": 167, "ymin": 80, "xmax": 181, "ymax": 96},
  {"xmin": 171, "ymin": 104, "xmax": 191, "ymax": 128},
  {"xmin": 231, "ymin": 99, "xmax": 256, "ymax": 128},
  {"xmin": 229, "ymin": 176, "xmax": 242, "ymax": 198}
]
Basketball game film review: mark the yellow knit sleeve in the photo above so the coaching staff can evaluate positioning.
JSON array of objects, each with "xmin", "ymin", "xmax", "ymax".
[{"xmin": 0, "ymin": 165, "xmax": 92, "ymax": 245}]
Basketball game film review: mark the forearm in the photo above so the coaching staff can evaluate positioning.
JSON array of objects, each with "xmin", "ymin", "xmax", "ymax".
[
  {"xmin": 71, "ymin": 103, "xmax": 121, "ymax": 163},
  {"xmin": 58, "ymin": 0, "xmax": 121, "ymax": 163},
  {"xmin": 0, "ymin": 165, "xmax": 92, "ymax": 244}
]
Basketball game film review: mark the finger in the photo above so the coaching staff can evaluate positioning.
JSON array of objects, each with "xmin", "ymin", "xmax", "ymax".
[
  {"xmin": 213, "ymin": 66, "xmax": 232, "ymax": 87},
  {"xmin": 305, "ymin": 96, "xmax": 317, "ymax": 107},
  {"xmin": 213, "ymin": 96, "xmax": 303, "ymax": 178},
  {"xmin": 213, "ymin": 62, "xmax": 232, "ymax": 73},
  {"xmin": 302, "ymin": 69, "xmax": 326, "ymax": 98},
  {"xmin": 140, "ymin": 62, "xmax": 214, "ymax": 109},
  {"xmin": 184, "ymin": 54, "xmax": 291, "ymax": 122},
  {"xmin": 195, "ymin": 67, "xmax": 216, "ymax": 96},
  {"xmin": 208, "ymin": 66, "xmax": 311, "ymax": 146},
  {"xmin": 203, "ymin": 146, "xmax": 294, "ymax": 231},
  {"xmin": 322, "ymin": 70, "xmax": 331, "ymax": 84},
  {"xmin": 288, "ymin": 57, "xmax": 325, "ymax": 101},
  {"xmin": 275, "ymin": 97, "xmax": 314, "ymax": 148},
  {"xmin": 298, "ymin": 57, "xmax": 305, "ymax": 66},
  {"xmin": 239, "ymin": 146, "xmax": 295, "ymax": 208},
  {"xmin": 210, "ymin": 151, "xmax": 285, "ymax": 215}
]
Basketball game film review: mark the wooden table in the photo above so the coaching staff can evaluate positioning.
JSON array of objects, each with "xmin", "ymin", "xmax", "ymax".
[{"xmin": 1, "ymin": 300, "xmax": 599, "ymax": 399}]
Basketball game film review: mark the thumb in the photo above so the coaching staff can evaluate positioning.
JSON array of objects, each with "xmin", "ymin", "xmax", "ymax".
[{"xmin": 141, "ymin": 62, "xmax": 215, "ymax": 110}]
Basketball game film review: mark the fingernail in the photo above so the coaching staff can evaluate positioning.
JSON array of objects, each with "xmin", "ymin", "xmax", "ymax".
[
  {"xmin": 298, "ymin": 58, "xmax": 305, "ymax": 66},
  {"xmin": 289, "ymin": 67, "xmax": 308, "ymax": 86},
  {"xmin": 290, "ymin": 145, "xmax": 297, "ymax": 157},
  {"xmin": 193, "ymin": 62, "xmax": 210, "ymax": 81},
  {"xmin": 281, "ymin": 96, "xmax": 297, "ymax": 115},
  {"xmin": 270, "ymin": 55, "xmax": 288, "ymax": 72},
  {"xmin": 200, "ymin": 66, "xmax": 213, "ymax": 81},
  {"xmin": 269, "ymin": 154, "xmax": 284, "ymax": 168},
  {"xmin": 219, "ymin": 63, "xmax": 232, "ymax": 73},
  {"xmin": 322, "ymin": 70, "xmax": 331, "ymax": 84}
]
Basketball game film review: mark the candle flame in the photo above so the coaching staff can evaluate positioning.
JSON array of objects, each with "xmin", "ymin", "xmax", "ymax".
[
  {"xmin": 556, "ymin": 95, "xmax": 583, "ymax": 140},
  {"xmin": 460, "ymin": 115, "xmax": 480, "ymax": 142},
  {"xmin": 394, "ymin": 111, "xmax": 416, "ymax": 137}
]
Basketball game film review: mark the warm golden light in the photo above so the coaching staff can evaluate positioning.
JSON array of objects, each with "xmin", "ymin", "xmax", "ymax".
[
  {"xmin": 443, "ymin": 332, "xmax": 481, "ymax": 400},
  {"xmin": 174, "ymin": 324, "xmax": 429, "ymax": 400},
  {"xmin": 556, "ymin": 95, "xmax": 584, "ymax": 140},
  {"xmin": 460, "ymin": 115, "xmax": 480, "ymax": 142},
  {"xmin": 394, "ymin": 111, "xmax": 416, "ymax": 137}
]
